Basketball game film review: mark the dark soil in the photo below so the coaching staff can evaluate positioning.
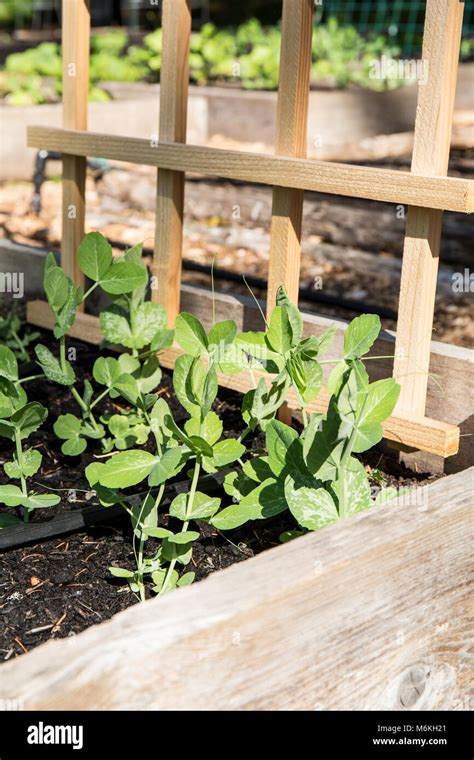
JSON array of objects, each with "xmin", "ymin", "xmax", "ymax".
[{"xmin": 0, "ymin": 318, "xmax": 440, "ymax": 660}]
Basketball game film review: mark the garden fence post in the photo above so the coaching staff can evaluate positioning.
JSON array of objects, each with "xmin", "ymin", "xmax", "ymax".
[
  {"xmin": 393, "ymin": 0, "xmax": 464, "ymax": 419},
  {"xmin": 61, "ymin": 0, "xmax": 90, "ymax": 298},
  {"xmin": 152, "ymin": 0, "xmax": 192, "ymax": 326}
]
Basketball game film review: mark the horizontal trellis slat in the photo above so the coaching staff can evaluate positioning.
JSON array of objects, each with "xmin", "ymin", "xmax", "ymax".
[
  {"xmin": 26, "ymin": 297, "xmax": 461, "ymax": 458},
  {"xmin": 27, "ymin": 127, "xmax": 474, "ymax": 214}
]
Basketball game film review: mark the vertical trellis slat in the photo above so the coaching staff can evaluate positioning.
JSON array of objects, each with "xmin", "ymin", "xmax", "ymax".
[
  {"xmin": 266, "ymin": 0, "xmax": 314, "ymax": 319},
  {"xmin": 393, "ymin": 0, "xmax": 464, "ymax": 417},
  {"xmin": 152, "ymin": 0, "xmax": 192, "ymax": 326},
  {"xmin": 61, "ymin": 0, "xmax": 90, "ymax": 293}
]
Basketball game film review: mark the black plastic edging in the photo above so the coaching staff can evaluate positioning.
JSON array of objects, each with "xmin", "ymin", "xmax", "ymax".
[{"xmin": 0, "ymin": 471, "xmax": 227, "ymax": 552}]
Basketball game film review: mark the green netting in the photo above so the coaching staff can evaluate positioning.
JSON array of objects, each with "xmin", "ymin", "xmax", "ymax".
[{"xmin": 314, "ymin": 0, "xmax": 474, "ymax": 56}]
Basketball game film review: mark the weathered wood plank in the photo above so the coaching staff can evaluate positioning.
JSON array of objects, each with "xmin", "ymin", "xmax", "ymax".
[
  {"xmin": 60, "ymin": 0, "xmax": 90, "ymax": 293},
  {"xmin": 394, "ymin": 0, "xmax": 465, "ymax": 417},
  {"xmin": 152, "ymin": 0, "xmax": 191, "ymax": 326},
  {"xmin": 1, "ymin": 469, "xmax": 471, "ymax": 710},
  {"xmin": 27, "ymin": 127, "xmax": 474, "ymax": 214},
  {"xmin": 26, "ymin": 294, "xmax": 464, "ymax": 458}
]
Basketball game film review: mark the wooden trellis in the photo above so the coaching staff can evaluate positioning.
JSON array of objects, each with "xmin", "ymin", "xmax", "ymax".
[{"xmin": 27, "ymin": 0, "xmax": 472, "ymax": 458}]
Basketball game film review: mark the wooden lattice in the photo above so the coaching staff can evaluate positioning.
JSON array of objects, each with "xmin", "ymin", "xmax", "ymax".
[{"xmin": 27, "ymin": 0, "xmax": 472, "ymax": 457}]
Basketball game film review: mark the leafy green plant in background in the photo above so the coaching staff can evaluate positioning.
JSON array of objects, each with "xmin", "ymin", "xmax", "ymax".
[
  {"xmin": 0, "ymin": 345, "xmax": 59, "ymax": 526},
  {"xmin": 211, "ymin": 295, "xmax": 401, "ymax": 536},
  {"xmin": 0, "ymin": 17, "xmax": 414, "ymax": 105},
  {"xmin": 36, "ymin": 232, "xmax": 170, "ymax": 456}
]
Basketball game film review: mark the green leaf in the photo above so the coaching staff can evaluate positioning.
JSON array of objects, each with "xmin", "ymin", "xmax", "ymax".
[
  {"xmin": 211, "ymin": 478, "xmax": 286, "ymax": 530},
  {"xmin": 0, "ymin": 513, "xmax": 23, "ymax": 529},
  {"xmin": 175, "ymin": 312, "xmax": 208, "ymax": 356},
  {"xmin": 210, "ymin": 438, "xmax": 245, "ymax": 467},
  {"xmin": 242, "ymin": 457, "xmax": 274, "ymax": 483},
  {"xmin": 21, "ymin": 493, "xmax": 61, "ymax": 510},
  {"xmin": 344, "ymin": 314, "xmax": 381, "ymax": 359},
  {"xmin": 0, "ymin": 378, "xmax": 27, "ymax": 419},
  {"xmin": 52, "ymin": 280, "xmax": 82, "ymax": 339},
  {"xmin": 4, "ymin": 449, "xmax": 42, "ymax": 479},
  {"xmin": 137, "ymin": 356, "xmax": 162, "ymax": 393},
  {"xmin": 43, "ymin": 252, "xmax": 68, "ymax": 312},
  {"xmin": 266, "ymin": 420, "xmax": 299, "ymax": 476},
  {"xmin": 85, "ymin": 461, "xmax": 123, "ymax": 507},
  {"xmin": 35, "ymin": 344, "xmax": 75, "ymax": 386},
  {"xmin": 315, "ymin": 323, "xmax": 337, "ymax": 356},
  {"xmin": 93, "ymin": 357, "xmax": 121, "ymax": 388},
  {"xmin": 333, "ymin": 457, "xmax": 371, "ymax": 517},
  {"xmin": 100, "ymin": 261, "xmax": 148, "ymax": 295},
  {"xmin": 148, "ymin": 446, "xmax": 186, "ymax": 486},
  {"xmin": 201, "ymin": 364, "xmax": 218, "ymax": 418},
  {"xmin": 173, "ymin": 354, "xmax": 200, "ymax": 416},
  {"xmin": 177, "ymin": 572, "xmax": 195, "ymax": 587},
  {"xmin": 284, "ymin": 476, "xmax": 338, "ymax": 531},
  {"xmin": 303, "ymin": 402, "xmax": 346, "ymax": 482},
  {"xmin": 99, "ymin": 450, "xmax": 157, "ymax": 488},
  {"xmin": 53, "ymin": 413, "xmax": 81, "ymax": 439},
  {"xmin": 131, "ymin": 491, "xmax": 158, "ymax": 537},
  {"xmin": 99, "ymin": 304, "xmax": 132, "ymax": 346},
  {"xmin": 12, "ymin": 402, "xmax": 47, "ymax": 438},
  {"xmin": 242, "ymin": 376, "xmax": 289, "ymax": 429},
  {"xmin": 188, "ymin": 436, "xmax": 214, "ymax": 457},
  {"xmin": 208, "ymin": 320, "xmax": 237, "ymax": 353},
  {"xmin": 184, "ymin": 411, "xmax": 222, "ymax": 445},
  {"xmin": 111, "ymin": 373, "xmax": 140, "ymax": 405},
  {"xmin": 0, "ymin": 346, "xmax": 18, "ymax": 381},
  {"xmin": 109, "ymin": 566, "xmax": 135, "ymax": 579},
  {"xmin": 151, "ymin": 568, "xmax": 178, "ymax": 592},
  {"xmin": 150, "ymin": 328, "xmax": 174, "ymax": 352},
  {"xmin": 0, "ymin": 484, "xmax": 24, "ymax": 507},
  {"xmin": 61, "ymin": 437, "xmax": 87, "ymax": 456},
  {"xmin": 132, "ymin": 302, "xmax": 167, "ymax": 349},
  {"xmin": 144, "ymin": 527, "xmax": 173, "ymax": 539},
  {"xmin": 169, "ymin": 490, "xmax": 221, "ymax": 521},
  {"xmin": 266, "ymin": 306, "xmax": 293, "ymax": 355},
  {"xmin": 351, "ymin": 378, "xmax": 400, "ymax": 453},
  {"xmin": 166, "ymin": 530, "xmax": 200, "ymax": 544},
  {"xmin": 77, "ymin": 232, "xmax": 113, "ymax": 281}
]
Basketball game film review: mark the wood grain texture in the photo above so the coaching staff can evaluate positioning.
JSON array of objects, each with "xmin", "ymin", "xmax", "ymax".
[
  {"xmin": 27, "ymin": 127, "xmax": 474, "ymax": 214},
  {"xmin": 1, "ymin": 469, "xmax": 471, "ymax": 710},
  {"xmin": 26, "ymin": 294, "xmax": 464, "ymax": 458},
  {"xmin": 60, "ymin": 0, "xmax": 90, "ymax": 291},
  {"xmin": 152, "ymin": 0, "xmax": 191, "ymax": 326},
  {"xmin": 393, "ymin": 0, "xmax": 465, "ymax": 417},
  {"xmin": 266, "ymin": 0, "xmax": 313, "ymax": 315}
]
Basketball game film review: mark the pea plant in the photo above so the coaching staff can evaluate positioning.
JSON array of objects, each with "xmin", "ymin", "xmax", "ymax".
[
  {"xmin": 36, "ymin": 232, "xmax": 172, "ymax": 455},
  {"xmin": 0, "ymin": 345, "xmax": 59, "ymax": 527},
  {"xmin": 211, "ymin": 297, "xmax": 402, "ymax": 536},
  {"xmin": 0, "ymin": 304, "xmax": 40, "ymax": 362},
  {"xmin": 87, "ymin": 311, "xmax": 245, "ymax": 599}
]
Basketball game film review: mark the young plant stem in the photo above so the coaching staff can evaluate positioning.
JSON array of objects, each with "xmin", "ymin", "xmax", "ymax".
[
  {"xmin": 59, "ymin": 335, "xmax": 102, "ymax": 436},
  {"xmin": 14, "ymin": 430, "xmax": 28, "ymax": 523},
  {"xmin": 159, "ymin": 457, "xmax": 201, "ymax": 597},
  {"xmin": 17, "ymin": 374, "xmax": 45, "ymax": 385},
  {"xmin": 11, "ymin": 328, "xmax": 29, "ymax": 362}
]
